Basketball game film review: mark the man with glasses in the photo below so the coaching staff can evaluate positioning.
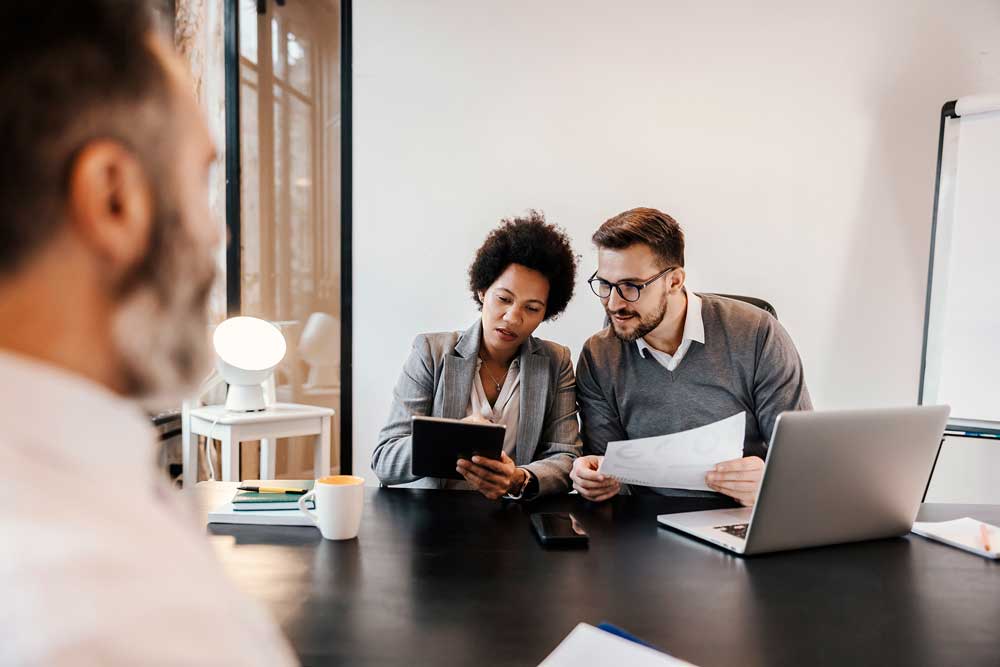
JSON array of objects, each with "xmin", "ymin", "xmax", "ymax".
[{"xmin": 569, "ymin": 208, "xmax": 812, "ymax": 505}]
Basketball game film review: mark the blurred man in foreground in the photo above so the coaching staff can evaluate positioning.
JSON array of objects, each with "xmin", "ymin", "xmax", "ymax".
[{"xmin": 0, "ymin": 2, "xmax": 296, "ymax": 664}]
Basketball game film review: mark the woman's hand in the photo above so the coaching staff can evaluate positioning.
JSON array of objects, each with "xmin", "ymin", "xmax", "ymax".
[{"xmin": 457, "ymin": 451, "xmax": 523, "ymax": 500}]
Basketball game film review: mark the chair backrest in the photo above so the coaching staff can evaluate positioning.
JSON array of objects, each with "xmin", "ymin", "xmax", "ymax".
[
  {"xmin": 705, "ymin": 293, "xmax": 778, "ymax": 320},
  {"xmin": 602, "ymin": 292, "xmax": 778, "ymax": 329}
]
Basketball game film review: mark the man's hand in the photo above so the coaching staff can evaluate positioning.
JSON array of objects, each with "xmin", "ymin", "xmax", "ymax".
[
  {"xmin": 457, "ymin": 451, "xmax": 523, "ymax": 501},
  {"xmin": 706, "ymin": 456, "xmax": 764, "ymax": 506},
  {"xmin": 569, "ymin": 455, "xmax": 621, "ymax": 502}
]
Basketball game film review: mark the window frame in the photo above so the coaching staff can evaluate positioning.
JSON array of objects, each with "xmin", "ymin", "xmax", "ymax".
[{"xmin": 224, "ymin": 0, "xmax": 353, "ymax": 474}]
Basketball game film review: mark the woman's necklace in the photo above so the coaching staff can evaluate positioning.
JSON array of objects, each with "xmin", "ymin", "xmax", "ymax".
[{"xmin": 479, "ymin": 356, "xmax": 509, "ymax": 393}]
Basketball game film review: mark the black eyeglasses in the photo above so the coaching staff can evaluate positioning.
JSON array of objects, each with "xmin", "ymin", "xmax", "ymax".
[{"xmin": 588, "ymin": 267, "xmax": 677, "ymax": 302}]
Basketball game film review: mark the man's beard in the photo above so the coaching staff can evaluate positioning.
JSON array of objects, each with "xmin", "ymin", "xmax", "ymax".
[
  {"xmin": 110, "ymin": 201, "xmax": 217, "ymax": 407},
  {"xmin": 607, "ymin": 291, "xmax": 668, "ymax": 343}
]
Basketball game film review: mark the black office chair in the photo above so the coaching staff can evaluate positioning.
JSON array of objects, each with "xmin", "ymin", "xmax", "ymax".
[{"xmin": 603, "ymin": 293, "xmax": 777, "ymax": 328}]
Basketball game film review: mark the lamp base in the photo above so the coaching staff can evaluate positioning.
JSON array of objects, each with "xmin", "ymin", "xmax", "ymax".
[{"xmin": 225, "ymin": 383, "xmax": 267, "ymax": 412}]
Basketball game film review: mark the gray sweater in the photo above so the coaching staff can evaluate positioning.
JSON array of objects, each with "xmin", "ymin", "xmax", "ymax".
[{"xmin": 576, "ymin": 294, "xmax": 813, "ymax": 496}]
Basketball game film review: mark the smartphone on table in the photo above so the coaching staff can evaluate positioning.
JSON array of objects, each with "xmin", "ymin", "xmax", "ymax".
[{"xmin": 530, "ymin": 512, "xmax": 589, "ymax": 548}]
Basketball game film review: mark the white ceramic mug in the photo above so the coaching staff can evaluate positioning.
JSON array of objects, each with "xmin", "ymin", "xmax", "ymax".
[{"xmin": 297, "ymin": 475, "xmax": 365, "ymax": 540}]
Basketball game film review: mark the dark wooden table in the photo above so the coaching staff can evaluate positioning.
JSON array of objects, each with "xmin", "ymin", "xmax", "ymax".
[{"xmin": 198, "ymin": 483, "xmax": 1000, "ymax": 666}]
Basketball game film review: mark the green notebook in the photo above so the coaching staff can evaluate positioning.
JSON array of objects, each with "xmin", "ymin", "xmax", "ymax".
[{"xmin": 232, "ymin": 480, "xmax": 315, "ymax": 511}]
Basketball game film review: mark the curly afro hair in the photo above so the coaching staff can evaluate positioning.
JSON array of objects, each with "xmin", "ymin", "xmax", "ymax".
[{"xmin": 468, "ymin": 210, "xmax": 578, "ymax": 321}]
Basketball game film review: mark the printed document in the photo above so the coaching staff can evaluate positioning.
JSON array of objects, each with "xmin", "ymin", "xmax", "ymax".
[{"xmin": 598, "ymin": 412, "xmax": 745, "ymax": 490}]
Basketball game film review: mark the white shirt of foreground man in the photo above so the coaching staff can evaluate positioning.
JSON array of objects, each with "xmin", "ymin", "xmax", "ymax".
[{"xmin": 0, "ymin": 352, "xmax": 297, "ymax": 666}]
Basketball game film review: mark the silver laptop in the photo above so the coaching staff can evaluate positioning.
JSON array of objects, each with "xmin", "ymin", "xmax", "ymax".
[{"xmin": 657, "ymin": 405, "xmax": 950, "ymax": 555}]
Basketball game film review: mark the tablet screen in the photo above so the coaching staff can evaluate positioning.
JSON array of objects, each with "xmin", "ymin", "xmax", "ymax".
[{"xmin": 411, "ymin": 416, "xmax": 506, "ymax": 480}]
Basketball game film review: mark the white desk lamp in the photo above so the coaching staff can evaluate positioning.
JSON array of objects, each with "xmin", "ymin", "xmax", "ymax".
[
  {"xmin": 213, "ymin": 316, "xmax": 287, "ymax": 412},
  {"xmin": 298, "ymin": 312, "xmax": 340, "ymax": 389}
]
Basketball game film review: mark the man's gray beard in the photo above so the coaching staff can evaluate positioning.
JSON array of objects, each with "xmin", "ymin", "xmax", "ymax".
[
  {"xmin": 608, "ymin": 294, "xmax": 668, "ymax": 343},
  {"xmin": 111, "ymin": 212, "xmax": 218, "ymax": 410}
]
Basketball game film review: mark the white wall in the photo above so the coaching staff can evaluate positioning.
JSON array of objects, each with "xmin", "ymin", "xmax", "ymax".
[{"xmin": 352, "ymin": 0, "xmax": 1000, "ymax": 484}]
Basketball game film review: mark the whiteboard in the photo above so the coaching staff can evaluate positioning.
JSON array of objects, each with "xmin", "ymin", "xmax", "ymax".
[{"xmin": 921, "ymin": 95, "xmax": 1000, "ymax": 430}]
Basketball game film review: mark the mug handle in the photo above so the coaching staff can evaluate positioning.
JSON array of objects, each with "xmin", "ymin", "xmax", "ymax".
[{"xmin": 298, "ymin": 489, "xmax": 319, "ymax": 525}]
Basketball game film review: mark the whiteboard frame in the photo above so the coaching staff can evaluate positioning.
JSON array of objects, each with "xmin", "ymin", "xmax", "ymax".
[{"xmin": 918, "ymin": 99, "xmax": 1000, "ymax": 437}]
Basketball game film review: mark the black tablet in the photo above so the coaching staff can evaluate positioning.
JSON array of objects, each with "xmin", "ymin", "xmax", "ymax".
[{"xmin": 411, "ymin": 416, "xmax": 506, "ymax": 480}]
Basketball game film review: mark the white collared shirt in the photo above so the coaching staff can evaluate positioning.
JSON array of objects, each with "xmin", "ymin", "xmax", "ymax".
[
  {"xmin": 636, "ymin": 288, "xmax": 706, "ymax": 371},
  {"xmin": 0, "ymin": 351, "xmax": 296, "ymax": 666}
]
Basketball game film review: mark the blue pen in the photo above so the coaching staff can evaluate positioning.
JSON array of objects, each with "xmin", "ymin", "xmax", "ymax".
[{"xmin": 596, "ymin": 622, "xmax": 661, "ymax": 651}]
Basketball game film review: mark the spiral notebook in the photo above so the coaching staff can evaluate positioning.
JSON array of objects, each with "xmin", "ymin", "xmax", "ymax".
[{"xmin": 911, "ymin": 517, "xmax": 1000, "ymax": 560}]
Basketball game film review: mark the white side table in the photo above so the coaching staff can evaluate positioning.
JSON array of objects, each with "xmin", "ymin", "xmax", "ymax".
[{"xmin": 183, "ymin": 403, "xmax": 334, "ymax": 487}]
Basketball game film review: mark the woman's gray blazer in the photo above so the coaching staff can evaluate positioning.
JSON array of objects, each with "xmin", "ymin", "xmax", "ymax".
[{"xmin": 372, "ymin": 321, "xmax": 582, "ymax": 496}]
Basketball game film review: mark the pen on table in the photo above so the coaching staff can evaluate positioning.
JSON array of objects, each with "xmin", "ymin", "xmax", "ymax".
[
  {"xmin": 980, "ymin": 523, "xmax": 991, "ymax": 552},
  {"xmin": 238, "ymin": 485, "xmax": 308, "ymax": 495}
]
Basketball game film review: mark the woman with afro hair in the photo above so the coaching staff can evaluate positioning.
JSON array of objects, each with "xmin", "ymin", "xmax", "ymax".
[{"xmin": 372, "ymin": 211, "xmax": 582, "ymax": 500}]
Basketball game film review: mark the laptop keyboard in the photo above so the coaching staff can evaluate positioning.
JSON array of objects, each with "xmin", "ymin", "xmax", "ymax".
[{"xmin": 714, "ymin": 523, "xmax": 749, "ymax": 540}]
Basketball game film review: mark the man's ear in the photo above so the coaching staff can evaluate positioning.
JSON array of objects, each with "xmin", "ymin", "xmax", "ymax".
[
  {"xmin": 66, "ymin": 140, "xmax": 154, "ymax": 273},
  {"xmin": 670, "ymin": 267, "xmax": 686, "ymax": 292}
]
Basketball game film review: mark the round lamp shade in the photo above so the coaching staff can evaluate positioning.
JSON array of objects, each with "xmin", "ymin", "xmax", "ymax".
[{"xmin": 213, "ymin": 317, "xmax": 287, "ymax": 410}]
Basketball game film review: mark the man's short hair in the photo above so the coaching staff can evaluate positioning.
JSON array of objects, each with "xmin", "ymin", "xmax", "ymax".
[
  {"xmin": 0, "ymin": 1, "xmax": 169, "ymax": 276},
  {"xmin": 592, "ymin": 207, "xmax": 686, "ymax": 269}
]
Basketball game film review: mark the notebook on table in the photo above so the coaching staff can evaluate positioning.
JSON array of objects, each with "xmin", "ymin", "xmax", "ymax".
[
  {"xmin": 208, "ymin": 480, "xmax": 315, "ymax": 526},
  {"xmin": 208, "ymin": 504, "xmax": 314, "ymax": 526},
  {"xmin": 911, "ymin": 517, "xmax": 1000, "ymax": 560},
  {"xmin": 232, "ymin": 479, "xmax": 315, "ymax": 511}
]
